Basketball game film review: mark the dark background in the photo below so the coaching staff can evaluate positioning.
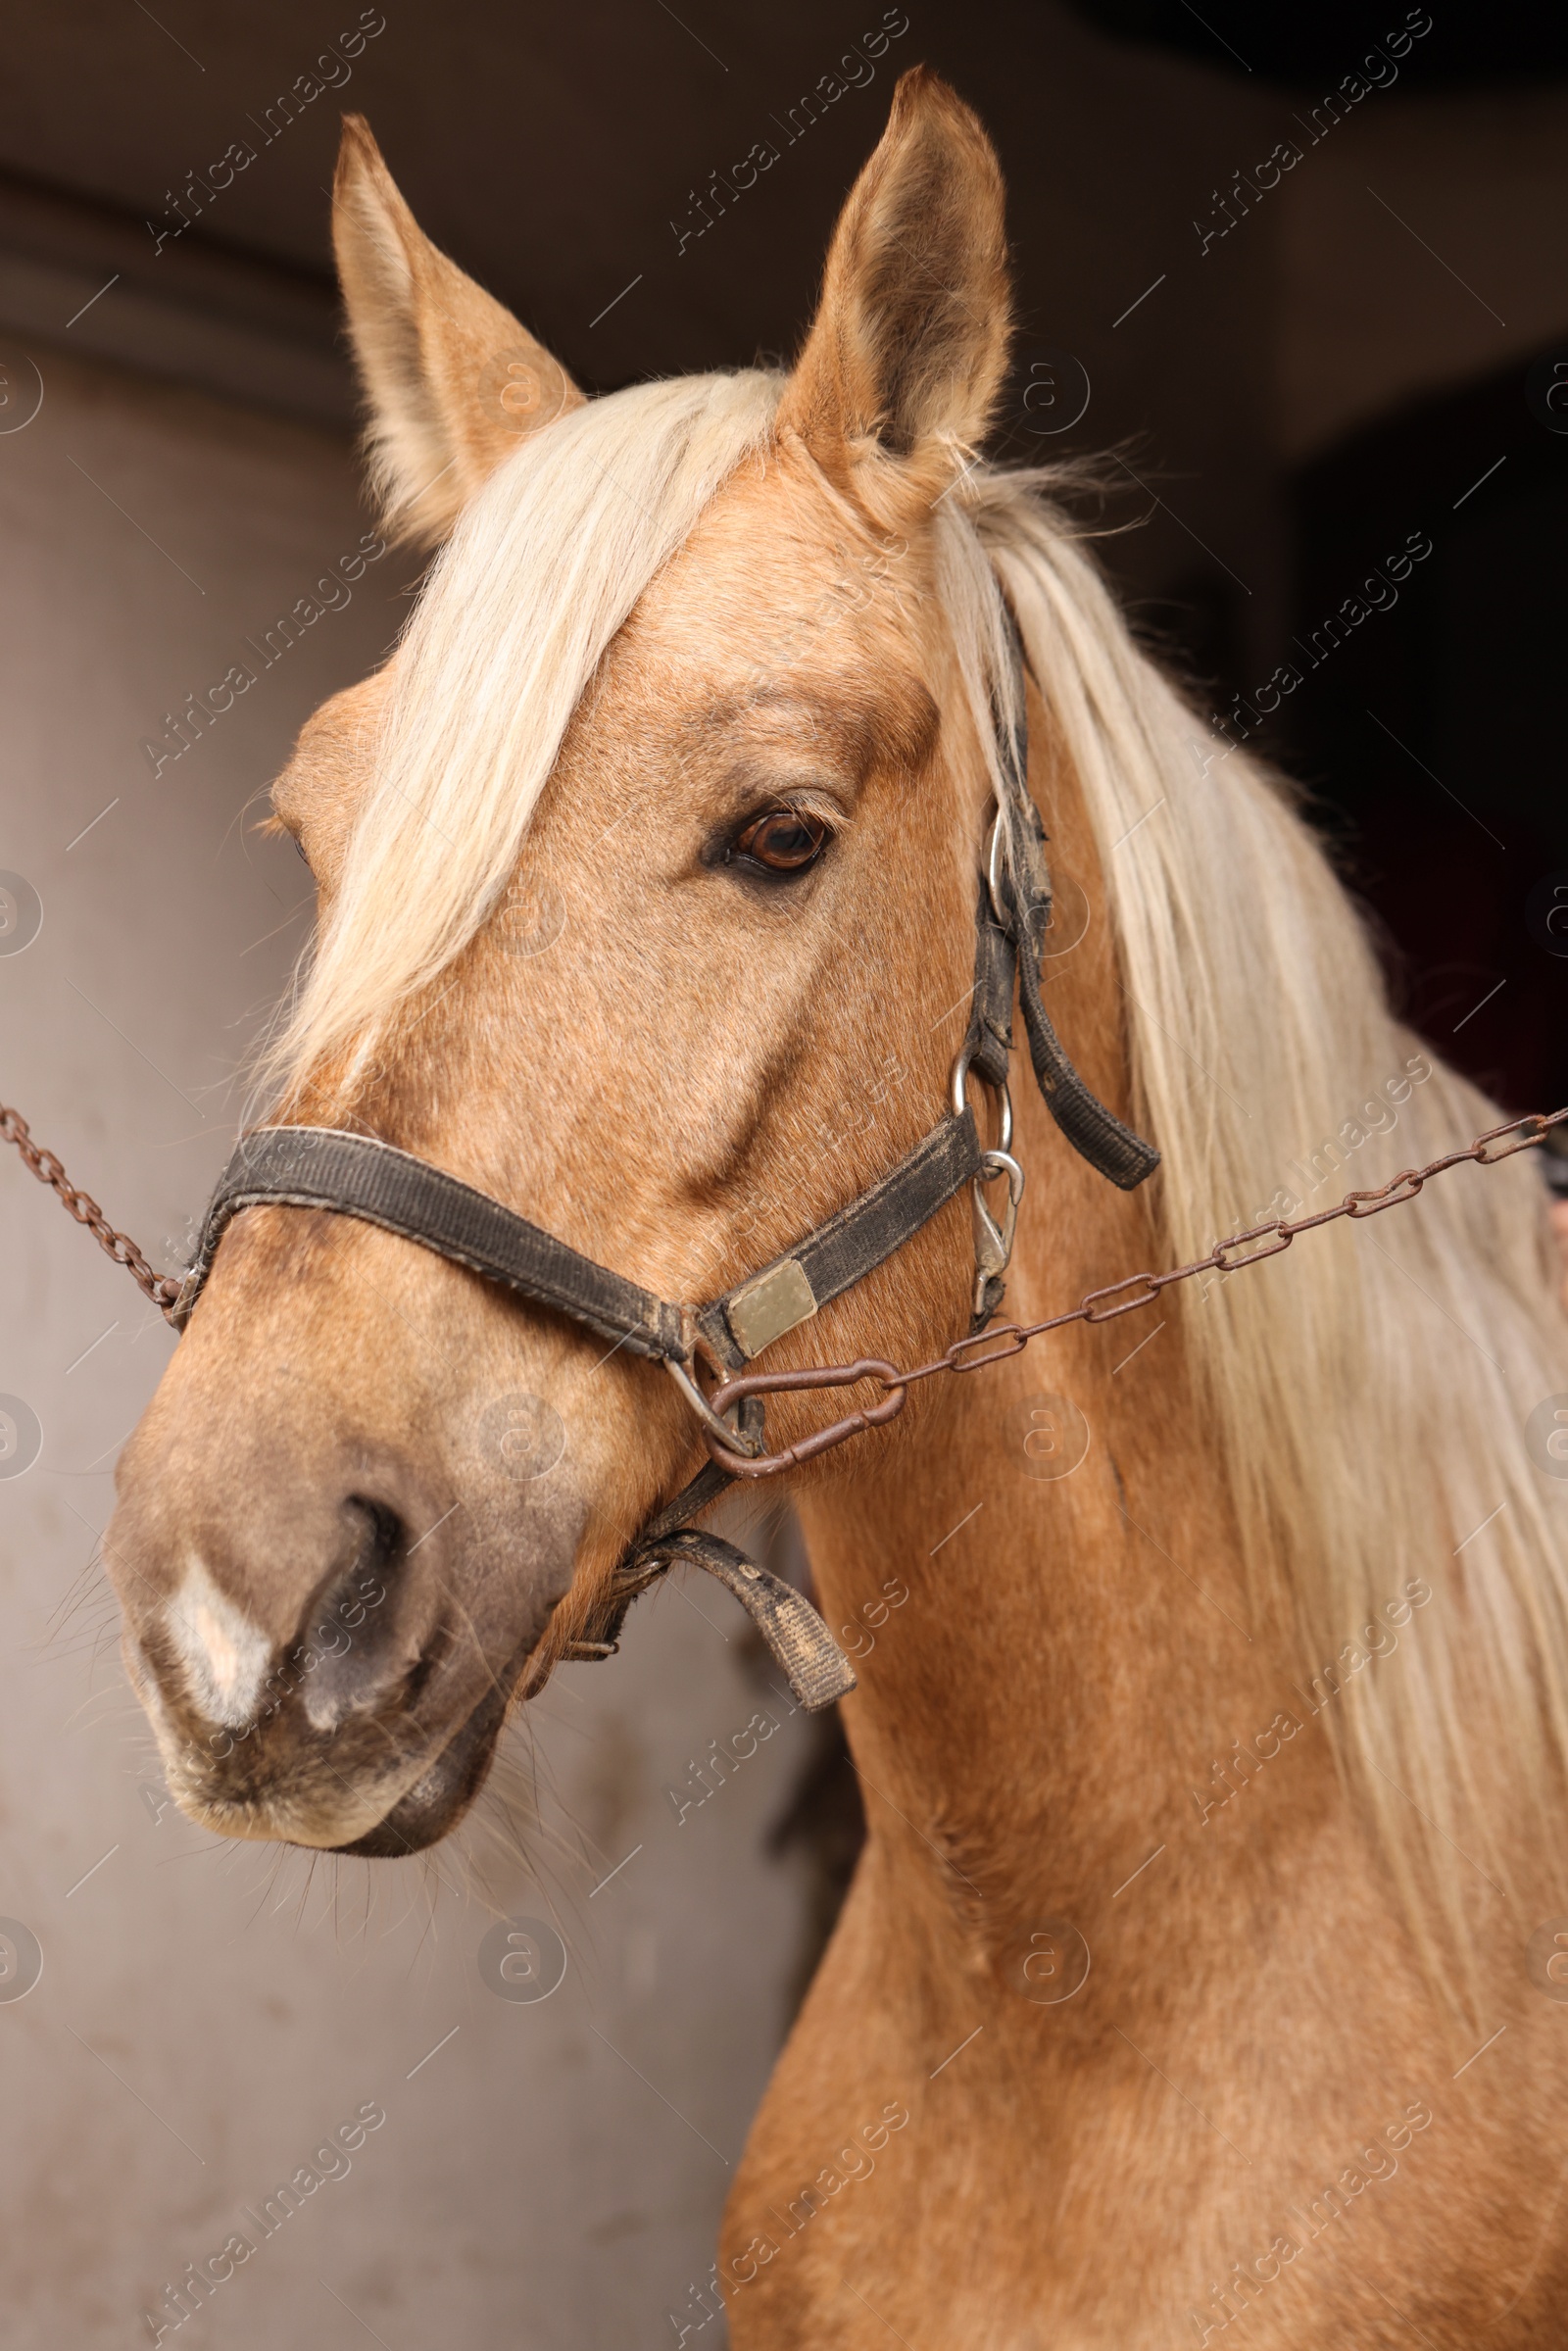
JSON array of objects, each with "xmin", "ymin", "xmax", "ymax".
[{"xmin": 2, "ymin": 0, "xmax": 1563, "ymax": 1105}]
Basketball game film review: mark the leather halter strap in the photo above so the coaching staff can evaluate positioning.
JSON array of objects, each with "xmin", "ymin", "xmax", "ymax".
[
  {"xmin": 173, "ymin": 1123, "xmax": 688, "ymax": 1358},
  {"xmin": 172, "ymin": 626, "xmax": 1157, "ymax": 1711},
  {"xmin": 972, "ymin": 628, "xmax": 1161, "ymax": 1191},
  {"xmin": 171, "ymin": 1106, "xmax": 989, "ymax": 1369}
]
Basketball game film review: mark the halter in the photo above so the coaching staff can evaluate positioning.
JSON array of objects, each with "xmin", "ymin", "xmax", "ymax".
[{"xmin": 171, "ymin": 632, "xmax": 1159, "ymax": 1710}]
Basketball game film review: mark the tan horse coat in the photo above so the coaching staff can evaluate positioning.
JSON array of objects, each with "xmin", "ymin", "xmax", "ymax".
[{"xmin": 104, "ymin": 71, "xmax": 1568, "ymax": 2346}]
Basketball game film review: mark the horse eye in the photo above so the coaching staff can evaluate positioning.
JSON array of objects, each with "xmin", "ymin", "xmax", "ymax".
[{"xmin": 732, "ymin": 808, "xmax": 830, "ymax": 875}]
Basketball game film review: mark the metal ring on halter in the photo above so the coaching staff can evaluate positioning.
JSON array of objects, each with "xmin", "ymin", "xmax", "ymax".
[
  {"xmin": 663, "ymin": 1354, "xmax": 764, "ymax": 1458},
  {"xmin": 951, "ymin": 1042, "xmax": 1013, "ymax": 1153}
]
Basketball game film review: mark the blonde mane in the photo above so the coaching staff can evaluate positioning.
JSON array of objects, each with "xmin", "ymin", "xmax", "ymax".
[
  {"xmin": 271, "ymin": 379, "xmax": 1568, "ymax": 2000},
  {"xmin": 266, "ymin": 367, "xmax": 782, "ymax": 1092},
  {"xmin": 956, "ymin": 468, "xmax": 1568, "ymax": 2003}
]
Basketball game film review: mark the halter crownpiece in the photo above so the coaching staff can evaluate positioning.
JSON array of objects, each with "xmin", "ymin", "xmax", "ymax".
[{"xmin": 166, "ymin": 624, "xmax": 1157, "ymax": 1707}]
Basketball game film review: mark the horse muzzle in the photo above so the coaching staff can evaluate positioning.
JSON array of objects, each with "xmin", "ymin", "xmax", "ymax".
[{"xmin": 105, "ymin": 1350, "xmax": 584, "ymax": 1852}]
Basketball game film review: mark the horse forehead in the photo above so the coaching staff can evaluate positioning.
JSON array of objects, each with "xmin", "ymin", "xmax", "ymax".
[
  {"xmin": 601, "ymin": 478, "xmax": 938, "ymax": 763},
  {"xmin": 649, "ymin": 447, "xmax": 908, "ymax": 638}
]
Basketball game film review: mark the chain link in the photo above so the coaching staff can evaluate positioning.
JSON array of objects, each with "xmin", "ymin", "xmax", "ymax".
[
  {"xmin": 701, "ymin": 1106, "xmax": 1568, "ymax": 1477},
  {"xmin": 1, "ymin": 1104, "xmax": 183, "ymax": 1318}
]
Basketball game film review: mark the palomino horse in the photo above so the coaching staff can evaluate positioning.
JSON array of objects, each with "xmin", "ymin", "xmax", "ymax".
[{"xmin": 105, "ymin": 68, "xmax": 1568, "ymax": 2347}]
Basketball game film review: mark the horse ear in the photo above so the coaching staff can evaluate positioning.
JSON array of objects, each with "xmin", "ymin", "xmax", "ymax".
[
  {"xmin": 332, "ymin": 115, "xmax": 584, "ymax": 546},
  {"xmin": 777, "ymin": 68, "xmax": 1010, "ymax": 505}
]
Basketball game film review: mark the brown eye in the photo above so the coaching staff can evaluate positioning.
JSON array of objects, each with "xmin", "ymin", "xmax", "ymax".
[{"xmin": 732, "ymin": 808, "xmax": 830, "ymax": 875}]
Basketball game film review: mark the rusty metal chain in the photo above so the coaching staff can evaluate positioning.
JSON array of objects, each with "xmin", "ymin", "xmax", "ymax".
[
  {"xmin": 1, "ymin": 1104, "xmax": 183, "ymax": 1317},
  {"xmin": 701, "ymin": 1105, "xmax": 1568, "ymax": 1479},
  {"xmin": 5, "ymin": 1098, "xmax": 1566, "ymax": 1420}
]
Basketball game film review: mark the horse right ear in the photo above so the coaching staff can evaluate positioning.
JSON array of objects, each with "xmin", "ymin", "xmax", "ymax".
[
  {"xmin": 332, "ymin": 115, "xmax": 584, "ymax": 546},
  {"xmin": 776, "ymin": 67, "xmax": 1011, "ymax": 516}
]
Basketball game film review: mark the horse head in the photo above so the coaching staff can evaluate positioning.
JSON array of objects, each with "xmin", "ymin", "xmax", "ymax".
[{"xmin": 105, "ymin": 70, "xmax": 1036, "ymax": 1855}]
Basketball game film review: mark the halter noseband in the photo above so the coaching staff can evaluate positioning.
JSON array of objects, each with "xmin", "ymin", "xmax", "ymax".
[{"xmin": 172, "ymin": 632, "xmax": 1158, "ymax": 1710}]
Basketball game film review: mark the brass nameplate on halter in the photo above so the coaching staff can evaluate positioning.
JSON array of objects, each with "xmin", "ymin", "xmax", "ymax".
[{"xmin": 726, "ymin": 1256, "xmax": 818, "ymax": 1359}]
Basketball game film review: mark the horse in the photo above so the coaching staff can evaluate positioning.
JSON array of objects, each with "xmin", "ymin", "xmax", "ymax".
[{"xmin": 103, "ymin": 67, "xmax": 1568, "ymax": 2347}]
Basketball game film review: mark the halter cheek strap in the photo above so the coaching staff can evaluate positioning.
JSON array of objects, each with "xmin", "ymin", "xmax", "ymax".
[
  {"xmin": 172, "ymin": 629, "xmax": 1157, "ymax": 1712},
  {"xmin": 979, "ymin": 646, "xmax": 1160, "ymax": 1193}
]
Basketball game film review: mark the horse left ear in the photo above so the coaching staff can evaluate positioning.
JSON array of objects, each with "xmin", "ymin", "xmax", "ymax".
[
  {"xmin": 777, "ymin": 67, "xmax": 1010, "ymax": 505},
  {"xmin": 332, "ymin": 114, "xmax": 585, "ymax": 546}
]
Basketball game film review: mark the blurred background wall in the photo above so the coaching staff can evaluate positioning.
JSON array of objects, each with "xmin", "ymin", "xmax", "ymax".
[{"xmin": 0, "ymin": 5, "xmax": 1564, "ymax": 2347}]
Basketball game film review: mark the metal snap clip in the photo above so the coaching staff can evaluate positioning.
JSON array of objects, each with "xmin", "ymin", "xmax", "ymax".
[{"xmin": 971, "ymin": 1149, "xmax": 1025, "ymax": 1318}]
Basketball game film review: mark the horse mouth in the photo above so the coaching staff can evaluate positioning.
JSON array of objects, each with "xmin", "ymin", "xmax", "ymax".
[
  {"xmin": 142, "ymin": 1621, "xmax": 544, "ymax": 1857},
  {"xmin": 330, "ymin": 1654, "xmax": 524, "ymax": 1857},
  {"xmin": 331, "ymin": 1689, "xmax": 508, "ymax": 1857}
]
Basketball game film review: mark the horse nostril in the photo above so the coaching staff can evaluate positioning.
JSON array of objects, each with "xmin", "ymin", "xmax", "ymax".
[
  {"xmin": 351, "ymin": 1494, "xmax": 406, "ymax": 1581},
  {"xmin": 291, "ymin": 1495, "xmax": 423, "ymax": 1730}
]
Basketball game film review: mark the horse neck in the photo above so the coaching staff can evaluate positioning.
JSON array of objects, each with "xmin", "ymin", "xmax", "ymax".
[{"xmin": 793, "ymin": 726, "xmax": 1292, "ymax": 1921}]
